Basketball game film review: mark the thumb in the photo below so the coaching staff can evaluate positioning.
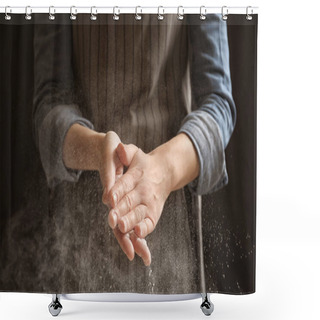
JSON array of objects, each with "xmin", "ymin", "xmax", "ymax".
[
  {"xmin": 101, "ymin": 159, "xmax": 116, "ymax": 205},
  {"xmin": 101, "ymin": 149, "xmax": 120, "ymax": 205},
  {"xmin": 116, "ymin": 143, "xmax": 138, "ymax": 167}
]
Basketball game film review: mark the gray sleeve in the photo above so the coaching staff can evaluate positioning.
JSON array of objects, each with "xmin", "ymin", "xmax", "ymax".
[
  {"xmin": 38, "ymin": 104, "xmax": 94, "ymax": 189},
  {"xmin": 33, "ymin": 15, "xmax": 94, "ymax": 189},
  {"xmin": 179, "ymin": 14, "xmax": 236, "ymax": 195}
]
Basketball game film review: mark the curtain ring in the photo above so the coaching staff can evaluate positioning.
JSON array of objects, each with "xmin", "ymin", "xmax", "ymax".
[
  {"xmin": 200, "ymin": 6, "xmax": 207, "ymax": 20},
  {"xmin": 25, "ymin": 6, "xmax": 32, "ymax": 20},
  {"xmin": 90, "ymin": 6, "xmax": 97, "ymax": 21},
  {"xmin": 135, "ymin": 6, "xmax": 142, "ymax": 20},
  {"xmin": 49, "ymin": 6, "xmax": 55, "ymax": 20},
  {"xmin": 5, "ymin": 6, "xmax": 12, "ymax": 20},
  {"xmin": 221, "ymin": 6, "xmax": 228, "ymax": 21},
  {"xmin": 177, "ymin": 6, "xmax": 184, "ymax": 20},
  {"xmin": 70, "ymin": 6, "xmax": 77, "ymax": 20},
  {"xmin": 113, "ymin": 6, "xmax": 120, "ymax": 21},
  {"xmin": 246, "ymin": 6, "xmax": 253, "ymax": 21},
  {"xmin": 157, "ymin": 6, "xmax": 164, "ymax": 21}
]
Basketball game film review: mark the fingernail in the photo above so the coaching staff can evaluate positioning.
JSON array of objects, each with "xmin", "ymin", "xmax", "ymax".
[
  {"xmin": 112, "ymin": 210, "xmax": 117, "ymax": 222},
  {"xmin": 108, "ymin": 210, "xmax": 117, "ymax": 229},
  {"xmin": 112, "ymin": 193, "xmax": 117, "ymax": 205},
  {"xmin": 128, "ymin": 253, "xmax": 134, "ymax": 261},
  {"xmin": 120, "ymin": 218, "xmax": 127, "ymax": 233},
  {"xmin": 145, "ymin": 258, "xmax": 151, "ymax": 266},
  {"xmin": 124, "ymin": 250, "xmax": 133, "ymax": 261}
]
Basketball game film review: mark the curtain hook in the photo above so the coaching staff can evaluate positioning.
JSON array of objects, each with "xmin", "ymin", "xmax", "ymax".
[
  {"xmin": 222, "ymin": 6, "xmax": 228, "ymax": 21},
  {"xmin": 113, "ymin": 6, "xmax": 120, "ymax": 21},
  {"xmin": 246, "ymin": 6, "xmax": 253, "ymax": 21},
  {"xmin": 200, "ymin": 6, "xmax": 207, "ymax": 20},
  {"xmin": 90, "ymin": 6, "xmax": 97, "ymax": 21},
  {"xmin": 49, "ymin": 6, "xmax": 55, "ymax": 20},
  {"xmin": 5, "ymin": 6, "xmax": 12, "ymax": 20},
  {"xmin": 157, "ymin": 6, "xmax": 164, "ymax": 21},
  {"xmin": 177, "ymin": 6, "xmax": 184, "ymax": 21},
  {"xmin": 70, "ymin": 6, "xmax": 77, "ymax": 20},
  {"xmin": 135, "ymin": 6, "xmax": 142, "ymax": 20},
  {"xmin": 25, "ymin": 6, "xmax": 32, "ymax": 20}
]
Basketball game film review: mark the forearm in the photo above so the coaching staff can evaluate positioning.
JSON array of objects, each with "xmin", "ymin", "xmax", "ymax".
[
  {"xmin": 63, "ymin": 123, "xmax": 105, "ymax": 171},
  {"xmin": 150, "ymin": 133, "xmax": 200, "ymax": 192}
]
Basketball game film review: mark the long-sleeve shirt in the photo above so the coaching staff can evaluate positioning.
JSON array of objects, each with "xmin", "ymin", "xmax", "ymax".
[
  {"xmin": 33, "ymin": 13, "xmax": 236, "ymax": 195},
  {"xmin": 32, "ymin": 13, "xmax": 236, "ymax": 294}
]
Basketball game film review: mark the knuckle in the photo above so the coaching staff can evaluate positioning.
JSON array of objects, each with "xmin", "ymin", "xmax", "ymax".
[
  {"xmin": 151, "ymin": 190, "xmax": 160, "ymax": 202},
  {"xmin": 132, "ymin": 166, "xmax": 144, "ymax": 180},
  {"xmin": 128, "ymin": 143, "xmax": 137, "ymax": 151},
  {"xmin": 135, "ymin": 206, "xmax": 145, "ymax": 222},
  {"xmin": 119, "ymin": 178, "xmax": 127, "ymax": 191},
  {"xmin": 126, "ymin": 173, "xmax": 135, "ymax": 188},
  {"xmin": 118, "ymin": 178, "xmax": 130, "ymax": 196},
  {"xmin": 124, "ymin": 194, "xmax": 132, "ymax": 210},
  {"xmin": 122, "ymin": 216, "xmax": 128, "ymax": 231},
  {"xmin": 134, "ymin": 207, "xmax": 141, "ymax": 222}
]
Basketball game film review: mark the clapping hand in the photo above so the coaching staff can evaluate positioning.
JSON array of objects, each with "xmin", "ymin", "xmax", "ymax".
[
  {"xmin": 106, "ymin": 142, "xmax": 173, "ymax": 266},
  {"xmin": 100, "ymin": 133, "xmax": 152, "ymax": 266},
  {"xmin": 63, "ymin": 125, "xmax": 199, "ymax": 267}
]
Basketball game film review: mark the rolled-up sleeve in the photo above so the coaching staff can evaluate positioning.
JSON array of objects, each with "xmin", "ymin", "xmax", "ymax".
[
  {"xmin": 178, "ymin": 14, "xmax": 236, "ymax": 195},
  {"xmin": 33, "ymin": 16, "xmax": 94, "ymax": 189}
]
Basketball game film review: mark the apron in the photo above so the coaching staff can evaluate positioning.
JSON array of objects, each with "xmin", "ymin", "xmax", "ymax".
[{"xmin": 49, "ymin": 14, "xmax": 205, "ymax": 294}]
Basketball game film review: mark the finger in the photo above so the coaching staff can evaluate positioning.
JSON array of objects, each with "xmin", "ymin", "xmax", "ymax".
[
  {"xmin": 101, "ymin": 156, "xmax": 119, "ymax": 206},
  {"xmin": 115, "ymin": 165, "xmax": 123, "ymax": 177},
  {"xmin": 134, "ymin": 217, "xmax": 155, "ymax": 238},
  {"xmin": 108, "ymin": 209, "xmax": 118, "ymax": 230},
  {"xmin": 130, "ymin": 232, "xmax": 151, "ymax": 266},
  {"xmin": 105, "ymin": 164, "xmax": 123, "ymax": 205},
  {"xmin": 118, "ymin": 205, "xmax": 148, "ymax": 234},
  {"xmin": 113, "ymin": 227, "xmax": 135, "ymax": 261},
  {"xmin": 103, "ymin": 151, "xmax": 120, "ymax": 201},
  {"xmin": 101, "ymin": 161, "xmax": 115, "ymax": 205},
  {"xmin": 109, "ymin": 189, "xmax": 141, "ymax": 226},
  {"xmin": 116, "ymin": 143, "xmax": 139, "ymax": 167},
  {"xmin": 108, "ymin": 171, "xmax": 137, "ymax": 208},
  {"xmin": 100, "ymin": 133, "xmax": 121, "ymax": 197}
]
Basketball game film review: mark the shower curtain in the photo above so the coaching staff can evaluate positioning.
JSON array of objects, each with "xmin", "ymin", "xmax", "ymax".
[{"xmin": 0, "ymin": 10, "xmax": 257, "ymax": 295}]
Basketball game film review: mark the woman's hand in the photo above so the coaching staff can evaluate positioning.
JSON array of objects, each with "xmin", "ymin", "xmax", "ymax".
[
  {"xmin": 62, "ymin": 125, "xmax": 134, "ymax": 201},
  {"xmin": 108, "ymin": 144, "xmax": 171, "ymax": 240},
  {"xmin": 63, "ymin": 124, "xmax": 151, "ymax": 265},
  {"xmin": 98, "ymin": 132, "xmax": 152, "ymax": 267},
  {"xmin": 107, "ymin": 133, "xmax": 200, "ymax": 265},
  {"xmin": 99, "ymin": 131, "xmax": 136, "ymax": 200}
]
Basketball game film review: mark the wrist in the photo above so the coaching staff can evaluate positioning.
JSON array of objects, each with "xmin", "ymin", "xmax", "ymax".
[
  {"xmin": 63, "ymin": 123, "xmax": 106, "ymax": 171},
  {"xmin": 149, "ymin": 144, "xmax": 175, "ymax": 193},
  {"xmin": 91, "ymin": 131, "xmax": 106, "ymax": 171},
  {"xmin": 150, "ymin": 133, "xmax": 199, "ymax": 192}
]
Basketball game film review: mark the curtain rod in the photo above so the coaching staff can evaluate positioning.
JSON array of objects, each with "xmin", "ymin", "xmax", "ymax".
[{"xmin": 0, "ymin": 6, "xmax": 258, "ymax": 15}]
